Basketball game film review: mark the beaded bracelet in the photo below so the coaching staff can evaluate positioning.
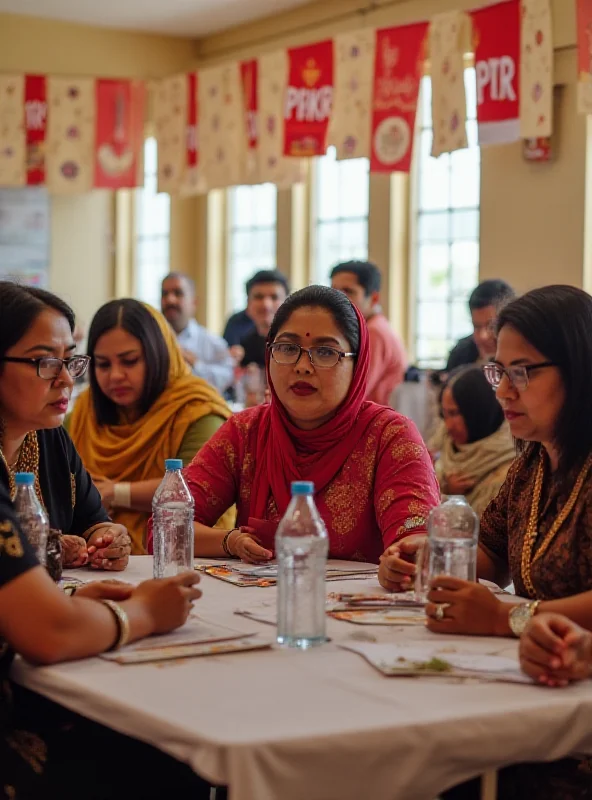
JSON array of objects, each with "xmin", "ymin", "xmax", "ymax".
[
  {"xmin": 101, "ymin": 599, "xmax": 131, "ymax": 651},
  {"xmin": 222, "ymin": 528, "xmax": 240, "ymax": 557}
]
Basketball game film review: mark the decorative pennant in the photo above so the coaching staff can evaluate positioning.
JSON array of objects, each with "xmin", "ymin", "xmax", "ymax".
[
  {"xmin": 520, "ymin": 0, "xmax": 553, "ymax": 134},
  {"xmin": 24, "ymin": 75, "xmax": 47, "ymax": 185},
  {"xmin": 154, "ymin": 73, "xmax": 187, "ymax": 194},
  {"xmin": 284, "ymin": 39, "xmax": 333, "ymax": 157},
  {"xmin": 199, "ymin": 62, "xmax": 245, "ymax": 190},
  {"xmin": 429, "ymin": 10, "xmax": 470, "ymax": 157},
  {"xmin": 258, "ymin": 50, "xmax": 305, "ymax": 188},
  {"xmin": 370, "ymin": 22, "xmax": 427, "ymax": 174},
  {"xmin": 181, "ymin": 72, "xmax": 206, "ymax": 196},
  {"xmin": 472, "ymin": 0, "xmax": 520, "ymax": 146},
  {"xmin": 577, "ymin": 0, "xmax": 592, "ymax": 114},
  {"xmin": 46, "ymin": 77, "xmax": 95, "ymax": 194},
  {"xmin": 328, "ymin": 29, "xmax": 376, "ymax": 160},
  {"xmin": 94, "ymin": 79, "xmax": 145, "ymax": 189},
  {"xmin": 238, "ymin": 59, "xmax": 259, "ymax": 185},
  {"xmin": 0, "ymin": 75, "xmax": 25, "ymax": 187}
]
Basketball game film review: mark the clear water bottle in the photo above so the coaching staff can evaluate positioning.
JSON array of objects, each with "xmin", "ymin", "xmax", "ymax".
[
  {"xmin": 152, "ymin": 459, "xmax": 195, "ymax": 579},
  {"xmin": 14, "ymin": 472, "xmax": 48, "ymax": 566},
  {"xmin": 427, "ymin": 495, "xmax": 479, "ymax": 584},
  {"xmin": 276, "ymin": 481, "xmax": 329, "ymax": 649}
]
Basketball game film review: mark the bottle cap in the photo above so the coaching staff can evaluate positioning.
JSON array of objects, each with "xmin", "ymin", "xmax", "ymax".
[
  {"xmin": 15, "ymin": 472, "xmax": 35, "ymax": 485},
  {"xmin": 164, "ymin": 459, "xmax": 183, "ymax": 471},
  {"xmin": 291, "ymin": 481, "xmax": 314, "ymax": 495}
]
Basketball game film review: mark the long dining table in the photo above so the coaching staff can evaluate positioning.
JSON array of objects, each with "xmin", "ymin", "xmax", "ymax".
[{"xmin": 11, "ymin": 557, "xmax": 592, "ymax": 800}]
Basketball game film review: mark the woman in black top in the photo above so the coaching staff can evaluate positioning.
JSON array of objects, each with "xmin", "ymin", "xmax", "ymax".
[{"xmin": 0, "ymin": 282, "xmax": 130, "ymax": 570}]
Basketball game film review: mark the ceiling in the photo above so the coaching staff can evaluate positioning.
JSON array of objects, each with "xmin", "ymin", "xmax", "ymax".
[{"xmin": 0, "ymin": 0, "xmax": 313, "ymax": 37}]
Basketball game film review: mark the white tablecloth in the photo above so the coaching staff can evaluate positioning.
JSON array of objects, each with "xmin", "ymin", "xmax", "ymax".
[{"xmin": 11, "ymin": 558, "xmax": 592, "ymax": 800}]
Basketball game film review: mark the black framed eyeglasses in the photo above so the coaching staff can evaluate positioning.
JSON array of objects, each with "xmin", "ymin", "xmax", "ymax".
[
  {"xmin": 483, "ymin": 361, "xmax": 555, "ymax": 391},
  {"xmin": 1, "ymin": 355, "xmax": 91, "ymax": 380},
  {"xmin": 268, "ymin": 343, "xmax": 356, "ymax": 369}
]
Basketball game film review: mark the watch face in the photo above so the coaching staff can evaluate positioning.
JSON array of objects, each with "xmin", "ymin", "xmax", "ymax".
[{"xmin": 509, "ymin": 604, "xmax": 533, "ymax": 636}]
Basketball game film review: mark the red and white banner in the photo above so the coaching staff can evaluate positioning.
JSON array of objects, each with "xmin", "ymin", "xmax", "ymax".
[
  {"xmin": 241, "ymin": 60, "xmax": 258, "ymax": 150},
  {"xmin": 186, "ymin": 72, "xmax": 198, "ymax": 170},
  {"xmin": 472, "ymin": 0, "xmax": 520, "ymax": 146},
  {"xmin": 94, "ymin": 79, "xmax": 145, "ymax": 189},
  {"xmin": 577, "ymin": 0, "xmax": 592, "ymax": 113},
  {"xmin": 284, "ymin": 40, "xmax": 333, "ymax": 157},
  {"xmin": 24, "ymin": 75, "xmax": 47, "ymax": 185},
  {"xmin": 520, "ymin": 0, "xmax": 553, "ymax": 134},
  {"xmin": 46, "ymin": 77, "xmax": 95, "ymax": 195},
  {"xmin": 370, "ymin": 23, "xmax": 427, "ymax": 173}
]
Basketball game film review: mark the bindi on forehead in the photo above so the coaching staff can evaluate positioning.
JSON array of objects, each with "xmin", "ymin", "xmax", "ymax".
[{"xmin": 305, "ymin": 332, "xmax": 310, "ymax": 338}]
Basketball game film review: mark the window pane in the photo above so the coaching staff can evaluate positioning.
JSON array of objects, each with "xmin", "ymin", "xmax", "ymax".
[
  {"xmin": 418, "ymin": 211, "xmax": 450, "ymax": 243},
  {"xmin": 418, "ymin": 130, "xmax": 450, "ymax": 211}
]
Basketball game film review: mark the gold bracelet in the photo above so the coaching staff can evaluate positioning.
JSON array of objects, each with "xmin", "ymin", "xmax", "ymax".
[
  {"xmin": 113, "ymin": 482, "xmax": 132, "ymax": 508},
  {"xmin": 101, "ymin": 599, "xmax": 131, "ymax": 651},
  {"xmin": 222, "ymin": 528, "xmax": 240, "ymax": 557}
]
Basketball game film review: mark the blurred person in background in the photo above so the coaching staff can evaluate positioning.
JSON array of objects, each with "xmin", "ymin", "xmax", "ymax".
[
  {"xmin": 239, "ymin": 269, "xmax": 290, "ymax": 369},
  {"xmin": 331, "ymin": 260, "xmax": 407, "ymax": 406},
  {"xmin": 161, "ymin": 273, "xmax": 234, "ymax": 395}
]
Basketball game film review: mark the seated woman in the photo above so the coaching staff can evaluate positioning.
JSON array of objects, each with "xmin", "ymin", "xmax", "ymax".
[
  {"xmin": 150, "ymin": 286, "xmax": 440, "ymax": 563},
  {"xmin": 0, "ymin": 479, "xmax": 211, "ymax": 799},
  {"xmin": 67, "ymin": 299, "xmax": 231, "ymax": 555},
  {"xmin": 0, "ymin": 283, "xmax": 131, "ymax": 570},
  {"xmin": 436, "ymin": 365, "xmax": 515, "ymax": 516}
]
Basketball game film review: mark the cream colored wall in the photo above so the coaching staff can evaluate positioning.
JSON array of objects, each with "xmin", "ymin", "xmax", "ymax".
[{"xmin": 0, "ymin": 13, "xmax": 196, "ymax": 326}]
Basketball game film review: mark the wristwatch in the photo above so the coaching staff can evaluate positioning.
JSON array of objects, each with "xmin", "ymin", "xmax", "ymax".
[{"xmin": 508, "ymin": 600, "xmax": 541, "ymax": 637}]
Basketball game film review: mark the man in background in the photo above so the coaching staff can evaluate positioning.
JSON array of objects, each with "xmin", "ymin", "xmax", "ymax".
[
  {"xmin": 331, "ymin": 260, "xmax": 407, "ymax": 406},
  {"xmin": 446, "ymin": 279, "xmax": 515, "ymax": 371},
  {"xmin": 240, "ymin": 269, "xmax": 290, "ymax": 368},
  {"xmin": 223, "ymin": 304, "xmax": 255, "ymax": 348},
  {"xmin": 161, "ymin": 272, "xmax": 234, "ymax": 394}
]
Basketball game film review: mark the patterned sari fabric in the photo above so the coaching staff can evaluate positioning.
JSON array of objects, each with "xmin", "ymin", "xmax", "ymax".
[{"xmin": 177, "ymin": 305, "xmax": 440, "ymax": 562}]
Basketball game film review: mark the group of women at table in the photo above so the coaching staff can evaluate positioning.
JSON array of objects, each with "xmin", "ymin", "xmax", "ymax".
[{"xmin": 1, "ymin": 279, "xmax": 592, "ymax": 799}]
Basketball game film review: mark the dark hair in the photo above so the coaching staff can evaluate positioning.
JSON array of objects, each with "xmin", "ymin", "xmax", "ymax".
[
  {"xmin": 268, "ymin": 285, "xmax": 360, "ymax": 353},
  {"xmin": 442, "ymin": 365, "xmax": 505, "ymax": 444},
  {"xmin": 330, "ymin": 260, "xmax": 381, "ymax": 296},
  {"xmin": 0, "ymin": 281, "xmax": 75, "ymax": 362},
  {"xmin": 245, "ymin": 269, "xmax": 290, "ymax": 297},
  {"xmin": 162, "ymin": 272, "xmax": 195, "ymax": 294},
  {"xmin": 87, "ymin": 299, "xmax": 170, "ymax": 425},
  {"xmin": 469, "ymin": 279, "xmax": 515, "ymax": 312},
  {"xmin": 497, "ymin": 285, "xmax": 592, "ymax": 473}
]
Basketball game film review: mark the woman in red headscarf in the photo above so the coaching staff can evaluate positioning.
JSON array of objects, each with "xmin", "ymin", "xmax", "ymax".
[{"xmin": 148, "ymin": 286, "xmax": 439, "ymax": 563}]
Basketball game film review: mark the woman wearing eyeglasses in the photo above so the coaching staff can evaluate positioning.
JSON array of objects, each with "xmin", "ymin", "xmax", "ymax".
[
  {"xmin": 0, "ymin": 282, "xmax": 131, "ymax": 571},
  {"xmin": 147, "ymin": 286, "xmax": 440, "ymax": 564}
]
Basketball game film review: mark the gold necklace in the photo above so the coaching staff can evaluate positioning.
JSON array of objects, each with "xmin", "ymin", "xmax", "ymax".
[
  {"xmin": 521, "ymin": 449, "xmax": 592, "ymax": 598},
  {"xmin": 0, "ymin": 431, "xmax": 45, "ymax": 509}
]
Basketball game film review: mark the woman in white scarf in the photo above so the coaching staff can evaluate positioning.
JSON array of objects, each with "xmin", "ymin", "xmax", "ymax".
[{"xmin": 435, "ymin": 365, "xmax": 515, "ymax": 516}]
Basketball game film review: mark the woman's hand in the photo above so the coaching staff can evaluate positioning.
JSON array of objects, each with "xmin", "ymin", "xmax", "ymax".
[
  {"xmin": 61, "ymin": 534, "xmax": 92, "ymax": 568},
  {"xmin": 445, "ymin": 473, "xmax": 476, "ymax": 496},
  {"xmin": 378, "ymin": 535, "xmax": 425, "ymax": 592},
  {"xmin": 74, "ymin": 580, "xmax": 133, "ymax": 601},
  {"xmin": 86, "ymin": 525, "xmax": 132, "ymax": 571},
  {"xmin": 92, "ymin": 476, "xmax": 116, "ymax": 512},
  {"xmin": 520, "ymin": 613, "xmax": 592, "ymax": 686},
  {"xmin": 425, "ymin": 576, "xmax": 510, "ymax": 636},
  {"xmin": 132, "ymin": 572, "xmax": 202, "ymax": 635},
  {"xmin": 228, "ymin": 526, "xmax": 273, "ymax": 564}
]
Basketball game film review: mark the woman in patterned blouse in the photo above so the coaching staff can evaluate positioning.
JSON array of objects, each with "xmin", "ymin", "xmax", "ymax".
[{"xmin": 148, "ymin": 286, "xmax": 440, "ymax": 564}]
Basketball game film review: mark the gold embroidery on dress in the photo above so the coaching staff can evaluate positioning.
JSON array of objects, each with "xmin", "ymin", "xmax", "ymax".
[
  {"xmin": 377, "ymin": 488, "xmax": 397, "ymax": 516},
  {"xmin": 6, "ymin": 730, "xmax": 48, "ymax": 775},
  {"xmin": 325, "ymin": 431, "xmax": 378, "ymax": 538},
  {"xmin": 70, "ymin": 473, "xmax": 76, "ymax": 508},
  {"xmin": 0, "ymin": 521, "xmax": 24, "ymax": 558}
]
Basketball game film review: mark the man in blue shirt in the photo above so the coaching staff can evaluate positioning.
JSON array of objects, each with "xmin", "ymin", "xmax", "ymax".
[{"xmin": 161, "ymin": 273, "xmax": 234, "ymax": 394}]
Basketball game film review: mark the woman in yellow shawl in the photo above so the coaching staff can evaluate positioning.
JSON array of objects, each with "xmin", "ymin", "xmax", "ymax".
[{"xmin": 67, "ymin": 299, "xmax": 231, "ymax": 554}]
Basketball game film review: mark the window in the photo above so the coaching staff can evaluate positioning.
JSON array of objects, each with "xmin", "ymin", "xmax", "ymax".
[
  {"xmin": 413, "ymin": 69, "xmax": 480, "ymax": 368},
  {"xmin": 311, "ymin": 146, "xmax": 369, "ymax": 285},
  {"xmin": 135, "ymin": 137, "xmax": 171, "ymax": 308},
  {"xmin": 227, "ymin": 183, "xmax": 277, "ymax": 313}
]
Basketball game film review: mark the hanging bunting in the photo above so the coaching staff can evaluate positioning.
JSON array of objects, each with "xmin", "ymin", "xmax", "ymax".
[
  {"xmin": 238, "ymin": 59, "xmax": 259, "ymax": 184},
  {"xmin": 520, "ymin": 0, "xmax": 553, "ymax": 134},
  {"xmin": 154, "ymin": 74, "xmax": 187, "ymax": 194},
  {"xmin": 284, "ymin": 39, "xmax": 333, "ymax": 157},
  {"xmin": 94, "ymin": 79, "xmax": 145, "ymax": 189},
  {"xmin": 577, "ymin": 0, "xmax": 592, "ymax": 114},
  {"xmin": 472, "ymin": 0, "xmax": 520, "ymax": 146},
  {"xmin": 328, "ymin": 29, "xmax": 376, "ymax": 160},
  {"xmin": 258, "ymin": 51, "xmax": 305, "ymax": 187},
  {"xmin": 429, "ymin": 11, "xmax": 470, "ymax": 157},
  {"xmin": 0, "ymin": 75, "xmax": 25, "ymax": 187},
  {"xmin": 46, "ymin": 77, "xmax": 95, "ymax": 195},
  {"xmin": 370, "ymin": 22, "xmax": 427, "ymax": 174},
  {"xmin": 181, "ymin": 72, "xmax": 207, "ymax": 195},
  {"xmin": 199, "ymin": 62, "xmax": 245, "ymax": 190},
  {"xmin": 24, "ymin": 75, "xmax": 47, "ymax": 185}
]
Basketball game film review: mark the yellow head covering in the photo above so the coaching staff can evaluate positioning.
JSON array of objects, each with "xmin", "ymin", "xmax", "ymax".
[{"xmin": 70, "ymin": 303, "xmax": 231, "ymax": 553}]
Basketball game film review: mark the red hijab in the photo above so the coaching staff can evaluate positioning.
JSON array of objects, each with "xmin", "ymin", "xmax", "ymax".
[{"xmin": 249, "ymin": 302, "xmax": 393, "ymax": 520}]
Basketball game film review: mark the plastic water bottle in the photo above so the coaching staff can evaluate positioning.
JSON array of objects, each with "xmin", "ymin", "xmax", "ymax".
[
  {"xmin": 152, "ymin": 459, "xmax": 195, "ymax": 579},
  {"xmin": 276, "ymin": 481, "xmax": 329, "ymax": 649},
  {"xmin": 427, "ymin": 495, "xmax": 479, "ymax": 584},
  {"xmin": 14, "ymin": 472, "xmax": 48, "ymax": 566}
]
